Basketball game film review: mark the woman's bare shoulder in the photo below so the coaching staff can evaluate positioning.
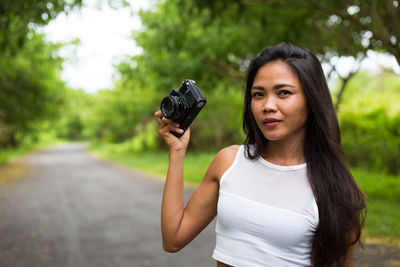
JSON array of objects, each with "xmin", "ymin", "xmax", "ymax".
[
  {"xmin": 216, "ymin": 145, "xmax": 240, "ymax": 161},
  {"xmin": 209, "ymin": 145, "xmax": 240, "ymax": 181}
]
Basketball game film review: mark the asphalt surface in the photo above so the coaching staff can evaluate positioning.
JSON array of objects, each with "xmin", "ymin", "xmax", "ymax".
[
  {"xmin": 0, "ymin": 143, "xmax": 398, "ymax": 267},
  {"xmin": 0, "ymin": 143, "xmax": 215, "ymax": 267}
]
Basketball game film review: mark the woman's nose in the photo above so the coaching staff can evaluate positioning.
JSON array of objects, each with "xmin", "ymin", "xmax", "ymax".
[{"xmin": 263, "ymin": 96, "xmax": 277, "ymax": 113}]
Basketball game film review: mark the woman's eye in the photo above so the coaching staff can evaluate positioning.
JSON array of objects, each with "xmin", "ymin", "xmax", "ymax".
[
  {"xmin": 252, "ymin": 92, "xmax": 263, "ymax": 98},
  {"xmin": 278, "ymin": 90, "xmax": 292, "ymax": 96}
]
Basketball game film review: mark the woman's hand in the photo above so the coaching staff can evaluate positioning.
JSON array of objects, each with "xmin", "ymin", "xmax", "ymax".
[{"xmin": 154, "ymin": 110, "xmax": 190, "ymax": 153}]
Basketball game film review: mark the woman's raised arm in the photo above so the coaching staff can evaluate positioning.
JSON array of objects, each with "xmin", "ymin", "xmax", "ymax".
[{"xmin": 154, "ymin": 110, "xmax": 237, "ymax": 252}]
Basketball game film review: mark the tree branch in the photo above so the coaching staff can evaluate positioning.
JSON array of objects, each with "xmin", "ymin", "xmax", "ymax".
[
  {"xmin": 204, "ymin": 59, "xmax": 244, "ymax": 81},
  {"xmin": 334, "ymin": 57, "xmax": 362, "ymax": 112},
  {"xmin": 368, "ymin": 1, "xmax": 392, "ymax": 45},
  {"xmin": 384, "ymin": 0, "xmax": 399, "ymax": 38}
]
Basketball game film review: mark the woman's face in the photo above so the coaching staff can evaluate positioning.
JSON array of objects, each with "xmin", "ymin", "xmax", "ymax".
[{"xmin": 250, "ymin": 60, "xmax": 308, "ymax": 144}]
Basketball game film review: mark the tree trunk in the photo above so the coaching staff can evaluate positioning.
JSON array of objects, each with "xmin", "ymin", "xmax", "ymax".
[
  {"xmin": 334, "ymin": 71, "xmax": 357, "ymax": 112},
  {"xmin": 393, "ymin": 50, "xmax": 400, "ymax": 70}
]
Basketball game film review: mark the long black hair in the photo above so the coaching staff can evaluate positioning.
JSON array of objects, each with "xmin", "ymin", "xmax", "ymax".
[{"xmin": 243, "ymin": 43, "xmax": 366, "ymax": 266}]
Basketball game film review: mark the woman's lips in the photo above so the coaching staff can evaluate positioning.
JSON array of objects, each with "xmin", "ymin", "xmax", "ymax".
[{"xmin": 263, "ymin": 118, "xmax": 282, "ymax": 127}]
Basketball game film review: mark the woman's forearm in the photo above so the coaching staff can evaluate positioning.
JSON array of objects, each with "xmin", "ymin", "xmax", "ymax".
[{"xmin": 161, "ymin": 149, "xmax": 186, "ymax": 251}]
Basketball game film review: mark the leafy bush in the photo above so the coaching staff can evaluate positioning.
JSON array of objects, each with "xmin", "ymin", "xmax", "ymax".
[
  {"xmin": 352, "ymin": 168, "xmax": 400, "ymax": 202},
  {"xmin": 52, "ymin": 89, "xmax": 93, "ymax": 140},
  {"xmin": 338, "ymin": 71, "xmax": 400, "ymax": 174},
  {"xmin": 190, "ymin": 81, "xmax": 244, "ymax": 151},
  {"xmin": 82, "ymin": 80, "xmax": 159, "ymax": 143},
  {"xmin": 340, "ymin": 109, "xmax": 400, "ymax": 174}
]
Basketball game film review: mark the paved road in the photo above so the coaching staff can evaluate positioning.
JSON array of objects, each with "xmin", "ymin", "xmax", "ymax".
[
  {"xmin": 0, "ymin": 143, "xmax": 215, "ymax": 267},
  {"xmin": 0, "ymin": 143, "xmax": 398, "ymax": 267}
]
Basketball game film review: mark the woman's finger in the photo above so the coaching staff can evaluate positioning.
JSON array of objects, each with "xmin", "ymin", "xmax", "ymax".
[
  {"xmin": 154, "ymin": 110, "xmax": 163, "ymax": 124},
  {"xmin": 159, "ymin": 123, "xmax": 183, "ymax": 136},
  {"xmin": 154, "ymin": 110, "xmax": 179, "ymax": 128},
  {"xmin": 161, "ymin": 117, "xmax": 179, "ymax": 128}
]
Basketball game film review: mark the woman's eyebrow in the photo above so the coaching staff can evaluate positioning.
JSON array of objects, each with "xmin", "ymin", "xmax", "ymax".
[
  {"xmin": 251, "ymin": 86, "xmax": 265, "ymax": 91},
  {"xmin": 252, "ymin": 84, "xmax": 296, "ymax": 91},
  {"xmin": 273, "ymin": 83, "xmax": 296, "ymax": 89}
]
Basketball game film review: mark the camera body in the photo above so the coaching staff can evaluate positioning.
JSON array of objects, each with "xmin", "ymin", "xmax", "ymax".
[{"xmin": 160, "ymin": 80, "xmax": 206, "ymax": 137}]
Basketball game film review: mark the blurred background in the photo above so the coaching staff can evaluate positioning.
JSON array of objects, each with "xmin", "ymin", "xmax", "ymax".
[{"xmin": 1, "ymin": 0, "xmax": 399, "ymax": 260}]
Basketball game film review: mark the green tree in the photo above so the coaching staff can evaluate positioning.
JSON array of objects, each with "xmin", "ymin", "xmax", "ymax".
[
  {"xmin": 338, "ymin": 70, "xmax": 400, "ymax": 174},
  {"xmin": 83, "ymin": 77, "xmax": 158, "ymax": 142},
  {"xmin": 0, "ymin": 0, "xmax": 84, "ymax": 148},
  {"xmin": 115, "ymin": 0, "xmax": 330, "ymax": 148},
  {"xmin": 0, "ymin": 32, "xmax": 68, "ymax": 147},
  {"xmin": 194, "ymin": 0, "xmax": 400, "ymax": 109},
  {"xmin": 196, "ymin": 0, "xmax": 399, "ymax": 64},
  {"xmin": 0, "ymin": 0, "xmax": 83, "ymax": 54},
  {"xmin": 110, "ymin": 0, "xmax": 399, "ymax": 151},
  {"xmin": 53, "ymin": 89, "xmax": 94, "ymax": 140}
]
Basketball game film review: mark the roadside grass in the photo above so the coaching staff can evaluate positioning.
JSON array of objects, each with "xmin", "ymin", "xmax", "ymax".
[
  {"xmin": 351, "ymin": 169, "xmax": 400, "ymax": 241},
  {"xmin": 0, "ymin": 145, "xmax": 36, "ymax": 165},
  {"xmin": 89, "ymin": 143, "xmax": 400, "ymax": 241},
  {"xmin": 0, "ymin": 137, "xmax": 64, "ymax": 165},
  {"xmin": 363, "ymin": 199, "xmax": 400, "ymax": 240},
  {"xmin": 88, "ymin": 142, "xmax": 214, "ymax": 184}
]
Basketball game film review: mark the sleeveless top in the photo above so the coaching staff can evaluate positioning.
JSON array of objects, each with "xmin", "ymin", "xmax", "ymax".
[{"xmin": 212, "ymin": 145, "xmax": 319, "ymax": 267}]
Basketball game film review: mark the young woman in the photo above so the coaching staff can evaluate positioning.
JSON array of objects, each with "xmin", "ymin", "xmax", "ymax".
[{"xmin": 154, "ymin": 43, "xmax": 366, "ymax": 267}]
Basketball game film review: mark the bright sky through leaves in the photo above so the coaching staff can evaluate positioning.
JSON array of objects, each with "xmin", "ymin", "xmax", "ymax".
[
  {"xmin": 42, "ymin": 0, "xmax": 151, "ymax": 93},
  {"xmin": 42, "ymin": 0, "xmax": 399, "ymax": 93}
]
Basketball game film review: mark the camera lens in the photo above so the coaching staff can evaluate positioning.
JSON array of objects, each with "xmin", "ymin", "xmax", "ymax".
[{"xmin": 161, "ymin": 96, "xmax": 179, "ymax": 119}]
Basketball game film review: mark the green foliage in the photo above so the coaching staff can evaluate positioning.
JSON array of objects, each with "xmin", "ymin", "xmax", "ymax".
[
  {"xmin": 82, "ymin": 78, "xmax": 159, "ymax": 143},
  {"xmin": 72, "ymin": 0, "xmax": 400, "ymax": 176},
  {"xmin": 0, "ymin": 0, "xmax": 83, "ymax": 53},
  {"xmin": 125, "ymin": 122, "xmax": 158, "ymax": 152},
  {"xmin": 353, "ymin": 168, "xmax": 400, "ymax": 203},
  {"xmin": 363, "ymin": 199, "xmax": 400, "ymax": 238},
  {"xmin": 111, "ymin": 0, "xmax": 286, "ymax": 149},
  {"xmin": 89, "ymin": 142, "xmax": 170, "ymax": 177},
  {"xmin": 0, "ymin": 32, "xmax": 67, "ymax": 147},
  {"xmin": 341, "ymin": 110, "xmax": 400, "ymax": 174},
  {"xmin": 88, "ymin": 142, "xmax": 215, "ymax": 184},
  {"xmin": 133, "ymin": 0, "xmax": 323, "ymax": 85},
  {"xmin": 194, "ymin": 82, "xmax": 244, "ymax": 150},
  {"xmin": 195, "ymin": 0, "xmax": 400, "ymax": 65},
  {"xmin": 103, "ymin": 122, "xmax": 159, "ymax": 153},
  {"xmin": 0, "ymin": 144, "xmax": 36, "ymax": 165},
  {"xmin": 0, "ymin": 133, "xmax": 63, "ymax": 165},
  {"xmin": 0, "ymin": 0, "xmax": 85, "ymax": 149},
  {"xmin": 85, "ymin": 0, "xmax": 400, "ymax": 161},
  {"xmin": 52, "ymin": 89, "xmax": 94, "ymax": 140},
  {"xmin": 338, "ymin": 71, "xmax": 400, "ymax": 174}
]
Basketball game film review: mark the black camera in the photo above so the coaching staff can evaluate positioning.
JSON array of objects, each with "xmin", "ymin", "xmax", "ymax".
[{"xmin": 160, "ymin": 79, "xmax": 206, "ymax": 137}]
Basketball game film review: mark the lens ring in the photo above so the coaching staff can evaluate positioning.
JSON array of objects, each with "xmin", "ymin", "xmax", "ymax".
[{"xmin": 161, "ymin": 96, "xmax": 179, "ymax": 119}]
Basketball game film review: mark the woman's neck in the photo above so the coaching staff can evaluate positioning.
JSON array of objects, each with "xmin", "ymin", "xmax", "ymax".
[{"xmin": 262, "ymin": 138, "xmax": 305, "ymax": 166}]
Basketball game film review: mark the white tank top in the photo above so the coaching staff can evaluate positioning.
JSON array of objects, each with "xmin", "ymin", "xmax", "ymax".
[{"xmin": 212, "ymin": 145, "xmax": 319, "ymax": 267}]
